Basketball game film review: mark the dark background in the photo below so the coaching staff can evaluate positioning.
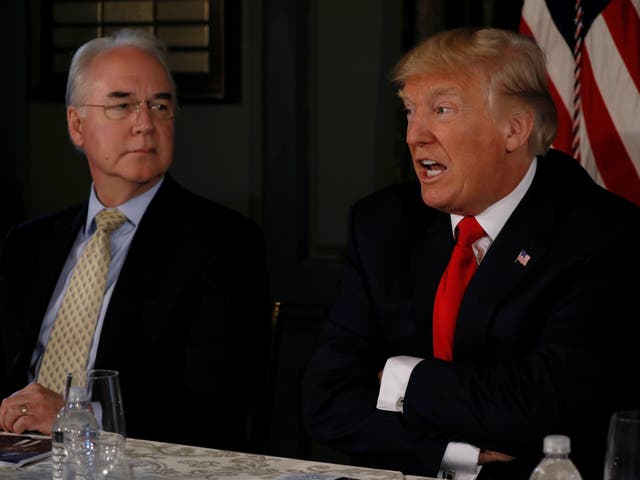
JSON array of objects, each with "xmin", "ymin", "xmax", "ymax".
[{"xmin": 3, "ymin": 0, "xmax": 524, "ymax": 464}]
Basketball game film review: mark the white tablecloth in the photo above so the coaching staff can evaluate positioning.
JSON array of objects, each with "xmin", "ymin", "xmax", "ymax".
[{"xmin": 0, "ymin": 437, "xmax": 435, "ymax": 480}]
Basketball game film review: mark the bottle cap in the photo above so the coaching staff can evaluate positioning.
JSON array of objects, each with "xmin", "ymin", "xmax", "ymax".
[{"xmin": 543, "ymin": 434, "xmax": 571, "ymax": 455}]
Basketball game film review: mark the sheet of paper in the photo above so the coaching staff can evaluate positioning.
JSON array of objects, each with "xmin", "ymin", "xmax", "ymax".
[{"xmin": 0, "ymin": 433, "xmax": 51, "ymax": 467}]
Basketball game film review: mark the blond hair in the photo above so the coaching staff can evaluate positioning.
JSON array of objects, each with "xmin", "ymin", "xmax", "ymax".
[{"xmin": 393, "ymin": 27, "xmax": 557, "ymax": 155}]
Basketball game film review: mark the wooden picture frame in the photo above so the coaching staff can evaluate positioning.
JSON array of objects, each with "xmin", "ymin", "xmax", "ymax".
[{"xmin": 29, "ymin": 0, "xmax": 241, "ymax": 103}]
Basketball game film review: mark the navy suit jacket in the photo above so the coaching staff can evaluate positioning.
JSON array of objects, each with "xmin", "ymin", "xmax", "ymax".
[
  {"xmin": 0, "ymin": 175, "xmax": 270, "ymax": 451},
  {"xmin": 303, "ymin": 149, "xmax": 640, "ymax": 479}
]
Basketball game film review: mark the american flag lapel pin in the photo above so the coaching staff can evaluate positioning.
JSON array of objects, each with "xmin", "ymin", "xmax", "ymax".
[{"xmin": 515, "ymin": 249, "xmax": 531, "ymax": 267}]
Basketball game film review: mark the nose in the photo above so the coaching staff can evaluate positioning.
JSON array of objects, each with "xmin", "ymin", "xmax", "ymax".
[
  {"xmin": 132, "ymin": 101, "xmax": 155, "ymax": 134},
  {"xmin": 405, "ymin": 110, "xmax": 434, "ymax": 147}
]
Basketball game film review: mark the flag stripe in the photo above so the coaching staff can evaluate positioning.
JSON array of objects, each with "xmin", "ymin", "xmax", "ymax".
[
  {"xmin": 576, "ymin": 116, "xmax": 603, "ymax": 185},
  {"xmin": 520, "ymin": 0, "xmax": 640, "ymax": 206},
  {"xmin": 580, "ymin": 48, "xmax": 640, "ymax": 204},
  {"xmin": 548, "ymin": 78, "xmax": 573, "ymax": 154},
  {"xmin": 520, "ymin": 1, "xmax": 574, "ymax": 114},
  {"xmin": 585, "ymin": 10, "xmax": 640, "ymax": 173},
  {"xmin": 602, "ymin": 0, "xmax": 640, "ymax": 93},
  {"xmin": 519, "ymin": 8, "xmax": 574, "ymax": 154}
]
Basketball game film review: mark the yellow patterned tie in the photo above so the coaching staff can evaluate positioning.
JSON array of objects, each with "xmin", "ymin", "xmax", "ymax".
[{"xmin": 37, "ymin": 209, "xmax": 127, "ymax": 394}]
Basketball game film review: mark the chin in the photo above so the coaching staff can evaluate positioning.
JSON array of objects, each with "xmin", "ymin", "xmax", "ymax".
[
  {"xmin": 126, "ymin": 165, "xmax": 167, "ymax": 181},
  {"xmin": 421, "ymin": 188, "xmax": 444, "ymax": 210},
  {"xmin": 138, "ymin": 173, "xmax": 165, "ymax": 186}
]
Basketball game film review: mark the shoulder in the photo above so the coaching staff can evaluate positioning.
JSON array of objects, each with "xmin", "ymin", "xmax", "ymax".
[
  {"xmin": 535, "ymin": 149, "xmax": 640, "ymax": 239},
  {"xmin": 1, "ymin": 204, "xmax": 85, "ymax": 245},
  {"xmin": 347, "ymin": 182, "xmax": 442, "ymax": 247},
  {"xmin": 149, "ymin": 176, "xmax": 263, "ymax": 240},
  {"xmin": 540, "ymin": 149, "xmax": 639, "ymax": 211},
  {"xmin": 351, "ymin": 182, "xmax": 428, "ymax": 224},
  {"xmin": 0, "ymin": 205, "xmax": 85, "ymax": 275}
]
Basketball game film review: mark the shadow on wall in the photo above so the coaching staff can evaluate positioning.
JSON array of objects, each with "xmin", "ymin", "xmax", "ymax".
[{"xmin": 0, "ymin": 168, "xmax": 24, "ymax": 242}]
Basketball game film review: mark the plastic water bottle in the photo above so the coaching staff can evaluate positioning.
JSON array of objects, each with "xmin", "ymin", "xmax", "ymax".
[
  {"xmin": 51, "ymin": 386, "xmax": 99, "ymax": 480},
  {"xmin": 529, "ymin": 435, "xmax": 583, "ymax": 480}
]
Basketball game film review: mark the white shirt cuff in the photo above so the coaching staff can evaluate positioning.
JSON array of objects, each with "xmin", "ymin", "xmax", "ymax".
[
  {"xmin": 439, "ymin": 442, "xmax": 481, "ymax": 480},
  {"xmin": 376, "ymin": 356, "xmax": 423, "ymax": 412}
]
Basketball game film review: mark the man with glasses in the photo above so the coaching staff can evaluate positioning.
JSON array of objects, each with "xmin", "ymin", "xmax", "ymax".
[{"xmin": 0, "ymin": 29, "xmax": 269, "ymax": 451}]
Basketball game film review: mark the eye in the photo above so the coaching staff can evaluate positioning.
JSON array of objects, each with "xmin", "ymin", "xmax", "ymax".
[
  {"xmin": 150, "ymin": 102, "xmax": 170, "ymax": 112},
  {"xmin": 403, "ymin": 104, "xmax": 414, "ymax": 118},
  {"xmin": 108, "ymin": 102, "xmax": 133, "ymax": 112},
  {"xmin": 435, "ymin": 105, "xmax": 454, "ymax": 115}
]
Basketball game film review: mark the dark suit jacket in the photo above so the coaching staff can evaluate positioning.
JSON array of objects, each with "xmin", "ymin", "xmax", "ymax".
[
  {"xmin": 302, "ymin": 149, "xmax": 640, "ymax": 480},
  {"xmin": 0, "ymin": 175, "xmax": 270, "ymax": 451}
]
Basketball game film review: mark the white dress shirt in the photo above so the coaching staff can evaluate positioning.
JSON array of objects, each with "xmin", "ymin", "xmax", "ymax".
[{"xmin": 376, "ymin": 159, "xmax": 537, "ymax": 480}]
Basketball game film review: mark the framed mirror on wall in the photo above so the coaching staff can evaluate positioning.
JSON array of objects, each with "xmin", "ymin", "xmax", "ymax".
[{"xmin": 29, "ymin": 0, "xmax": 241, "ymax": 103}]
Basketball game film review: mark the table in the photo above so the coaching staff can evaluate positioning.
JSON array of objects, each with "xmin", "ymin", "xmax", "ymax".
[{"xmin": 0, "ymin": 437, "xmax": 435, "ymax": 480}]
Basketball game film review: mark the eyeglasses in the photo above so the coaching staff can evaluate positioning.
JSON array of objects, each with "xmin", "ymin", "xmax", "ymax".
[{"xmin": 80, "ymin": 99, "xmax": 177, "ymax": 120}]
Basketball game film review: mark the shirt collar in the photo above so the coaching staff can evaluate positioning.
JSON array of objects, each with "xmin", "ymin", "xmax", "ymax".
[
  {"xmin": 85, "ymin": 176, "xmax": 165, "ymax": 235},
  {"xmin": 450, "ymin": 157, "xmax": 537, "ymax": 240}
]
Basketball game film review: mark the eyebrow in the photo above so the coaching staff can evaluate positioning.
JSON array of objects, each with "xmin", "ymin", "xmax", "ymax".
[
  {"xmin": 153, "ymin": 92, "xmax": 173, "ymax": 101},
  {"xmin": 397, "ymin": 85, "xmax": 462, "ymax": 102},
  {"xmin": 431, "ymin": 86, "xmax": 462, "ymax": 98},
  {"xmin": 106, "ymin": 91, "xmax": 133, "ymax": 99},
  {"xmin": 105, "ymin": 91, "xmax": 174, "ymax": 101}
]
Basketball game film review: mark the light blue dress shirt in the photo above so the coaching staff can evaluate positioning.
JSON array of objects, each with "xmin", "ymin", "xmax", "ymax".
[{"xmin": 29, "ymin": 178, "xmax": 164, "ymax": 381}]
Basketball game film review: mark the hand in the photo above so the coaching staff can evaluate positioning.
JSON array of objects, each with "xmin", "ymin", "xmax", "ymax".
[
  {"xmin": 0, "ymin": 382, "xmax": 63, "ymax": 435},
  {"xmin": 378, "ymin": 370, "xmax": 383, "ymax": 383},
  {"xmin": 478, "ymin": 449, "xmax": 515, "ymax": 464}
]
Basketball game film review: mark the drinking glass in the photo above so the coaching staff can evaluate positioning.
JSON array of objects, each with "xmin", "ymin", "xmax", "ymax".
[
  {"xmin": 99, "ymin": 457, "xmax": 133, "ymax": 480},
  {"xmin": 604, "ymin": 410, "xmax": 640, "ymax": 480},
  {"xmin": 85, "ymin": 369, "xmax": 127, "ymax": 479}
]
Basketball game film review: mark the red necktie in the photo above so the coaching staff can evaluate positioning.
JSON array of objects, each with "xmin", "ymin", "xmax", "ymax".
[{"xmin": 433, "ymin": 216, "xmax": 486, "ymax": 361}]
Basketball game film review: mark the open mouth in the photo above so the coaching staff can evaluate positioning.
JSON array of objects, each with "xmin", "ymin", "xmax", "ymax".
[{"xmin": 420, "ymin": 159, "xmax": 446, "ymax": 177}]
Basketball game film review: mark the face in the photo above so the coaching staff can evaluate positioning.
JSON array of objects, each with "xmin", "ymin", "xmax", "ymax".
[
  {"xmin": 67, "ymin": 46, "xmax": 175, "ymax": 206},
  {"xmin": 402, "ymin": 71, "xmax": 529, "ymax": 216}
]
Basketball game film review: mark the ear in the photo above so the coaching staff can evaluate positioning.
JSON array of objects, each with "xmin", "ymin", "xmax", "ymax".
[
  {"xmin": 67, "ymin": 106, "xmax": 85, "ymax": 149},
  {"xmin": 504, "ymin": 109, "xmax": 534, "ymax": 153}
]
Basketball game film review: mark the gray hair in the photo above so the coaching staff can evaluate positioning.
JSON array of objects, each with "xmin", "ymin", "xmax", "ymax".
[
  {"xmin": 65, "ymin": 28, "xmax": 176, "ymax": 107},
  {"xmin": 393, "ymin": 27, "xmax": 557, "ymax": 156}
]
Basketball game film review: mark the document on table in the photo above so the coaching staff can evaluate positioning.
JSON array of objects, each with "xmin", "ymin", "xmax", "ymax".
[{"xmin": 0, "ymin": 433, "xmax": 51, "ymax": 467}]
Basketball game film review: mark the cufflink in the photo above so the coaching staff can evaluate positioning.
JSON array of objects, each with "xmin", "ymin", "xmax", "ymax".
[{"xmin": 438, "ymin": 470, "xmax": 456, "ymax": 480}]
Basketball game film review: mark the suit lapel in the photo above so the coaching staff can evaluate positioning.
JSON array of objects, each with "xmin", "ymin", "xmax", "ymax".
[
  {"xmin": 29, "ymin": 207, "xmax": 87, "ymax": 330},
  {"xmin": 453, "ymin": 161, "xmax": 556, "ymax": 362},
  {"xmin": 96, "ymin": 177, "xmax": 183, "ymax": 366},
  {"xmin": 7, "ymin": 205, "xmax": 86, "ymax": 382},
  {"xmin": 411, "ymin": 211, "xmax": 452, "ymax": 347}
]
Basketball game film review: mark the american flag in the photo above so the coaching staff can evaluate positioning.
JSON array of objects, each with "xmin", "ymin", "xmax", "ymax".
[
  {"xmin": 515, "ymin": 249, "xmax": 532, "ymax": 267},
  {"xmin": 519, "ymin": 0, "xmax": 640, "ymax": 206}
]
